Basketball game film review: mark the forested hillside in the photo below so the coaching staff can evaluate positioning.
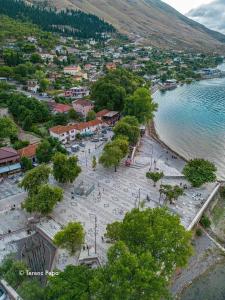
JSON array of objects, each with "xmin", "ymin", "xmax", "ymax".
[{"xmin": 0, "ymin": 0, "xmax": 116, "ymax": 40}]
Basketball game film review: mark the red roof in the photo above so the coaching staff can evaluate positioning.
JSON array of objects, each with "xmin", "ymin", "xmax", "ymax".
[
  {"xmin": 73, "ymin": 99, "xmax": 93, "ymax": 107},
  {"xmin": 96, "ymin": 109, "xmax": 110, "ymax": 118},
  {"xmin": 50, "ymin": 119, "xmax": 102, "ymax": 135},
  {"xmin": 0, "ymin": 147, "xmax": 20, "ymax": 164},
  {"xmin": 18, "ymin": 143, "xmax": 39, "ymax": 158},
  {"xmin": 50, "ymin": 103, "xmax": 72, "ymax": 113}
]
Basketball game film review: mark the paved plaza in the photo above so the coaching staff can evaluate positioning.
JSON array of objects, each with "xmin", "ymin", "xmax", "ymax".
[
  {"xmin": 0, "ymin": 178, "xmax": 23, "ymax": 200},
  {"xmin": 0, "ymin": 135, "xmax": 218, "ymax": 267},
  {"xmin": 51, "ymin": 136, "xmax": 217, "ymax": 264}
]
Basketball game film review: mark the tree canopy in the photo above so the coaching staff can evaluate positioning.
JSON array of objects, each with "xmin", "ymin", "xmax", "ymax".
[
  {"xmin": 0, "ymin": 116, "xmax": 18, "ymax": 141},
  {"xmin": 146, "ymin": 171, "xmax": 164, "ymax": 187},
  {"xmin": 124, "ymin": 87, "xmax": 158, "ymax": 124},
  {"xmin": 53, "ymin": 222, "xmax": 84, "ymax": 254},
  {"xmin": 113, "ymin": 116, "xmax": 140, "ymax": 145},
  {"xmin": 52, "ymin": 153, "xmax": 81, "ymax": 184},
  {"xmin": 105, "ymin": 208, "xmax": 192, "ymax": 276},
  {"xmin": 22, "ymin": 184, "xmax": 63, "ymax": 215},
  {"xmin": 183, "ymin": 158, "xmax": 217, "ymax": 187},
  {"xmin": 91, "ymin": 69, "xmax": 144, "ymax": 111},
  {"xmin": 19, "ymin": 164, "xmax": 51, "ymax": 194}
]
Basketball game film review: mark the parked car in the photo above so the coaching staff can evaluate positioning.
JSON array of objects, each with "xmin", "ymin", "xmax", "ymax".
[
  {"xmin": 101, "ymin": 129, "xmax": 107, "ymax": 134},
  {"xmin": 71, "ymin": 144, "xmax": 80, "ymax": 152},
  {"xmin": 100, "ymin": 137, "xmax": 108, "ymax": 141},
  {"xmin": 79, "ymin": 142, "xmax": 85, "ymax": 147},
  {"xmin": 91, "ymin": 138, "xmax": 100, "ymax": 142}
]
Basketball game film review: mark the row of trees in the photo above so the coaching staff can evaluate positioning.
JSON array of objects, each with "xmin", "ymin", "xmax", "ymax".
[{"xmin": 19, "ymin": 153, "xmax": 81, "ymax": 215}]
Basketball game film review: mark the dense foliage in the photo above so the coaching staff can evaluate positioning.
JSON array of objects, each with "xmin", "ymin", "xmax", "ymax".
[
  {"xmin": 183, "ymin": 158, "xmax": 217, "ymax": 187},
  {"xmin": 0, "ymin": 0, "xmax": 115, "ymax": 40},
  {"xmin": 91, "ymin": 69, "xmax": 145, "ymax": 111}
]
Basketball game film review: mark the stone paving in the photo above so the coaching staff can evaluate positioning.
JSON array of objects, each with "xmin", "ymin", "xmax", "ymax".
[
  {"xmin": 51, "ymin": 135, "xmax": 217, "ymax": 264},
  {"xmin": 0, "ymin": 135, "xmax": 218, "ymax": 267},
  {"xmin": 0, "ymin": 178, "xmax": 23, "ymax": 200}
]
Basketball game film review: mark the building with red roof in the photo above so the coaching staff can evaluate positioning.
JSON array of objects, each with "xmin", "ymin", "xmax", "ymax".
[
  {"xmin": 72, "ymin": 99, "xmax": 94, "ymax": 118},
  {"xmin": 49, "ymin": 119, "xmax": 104, "ymax": 144}
]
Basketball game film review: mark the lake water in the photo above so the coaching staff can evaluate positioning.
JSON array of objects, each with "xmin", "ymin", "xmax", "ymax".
[
  {"xmin": 154, "ymin": 64, "xmax": 225, "ymax": 180},
  {"xmin": 181, "ymin": 263, "xmax": 225, "ymax": 300}
]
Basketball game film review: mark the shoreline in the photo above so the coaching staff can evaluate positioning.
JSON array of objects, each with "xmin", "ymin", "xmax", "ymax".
[{"xmin": 148, "ymin": 120, "xmax": 188, "ymax": 163}]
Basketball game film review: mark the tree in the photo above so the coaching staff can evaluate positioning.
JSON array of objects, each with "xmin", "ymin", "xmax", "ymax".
[
  {"xmin": 30, "ymin": 53, "xmax": 42, "ymax": 64},
  {"xmin": 39, "ymin": 78, "xmax": 50, "ymax": 92},
  {"xmin": 52, "ymin": 153, "xmax": 81, "ymax": 184},
  {"xmin": 159, "ymin": 184, "xmax": 184, "ymax": 204},
  {"xmin": 36, "ymin": 140, "xmax": 53, "ymax": 163},
  {"xmin": 22, "ymin": 184, "xmax": 63, "ymax": 215},
  {"xmin": 105, "ymin": 207, "xmax": 192, "ymax": 276},
  {"xmin": 0, "ymin": 257, "xmax": 27, "ymax": 289},
  {"xmin": 0, "ymin": 116, "xmax": 18, "ymax": 141},
  {"xmin": 92, "ymin": 241, "xmax": 169, "ymax": 300},
  {"xmin": 17, "ymin": 280, "xmax": 45, "ymax": 300},
  {"xmin": 19, "ymin": 164, "xmax": 51, "ymax": 194},
  {"xmin": 99, "ymin": 144, "xmax": 123, "ymax": 172},
  {"xmin": 92, "ymin": 155, "xmax": 97, "ymax": 171},
  {"xmin": 111, "ymin": 136, "xmax": 129, "ymax": 157},
  {"xmin": 68, "ymin": 109, "xmax": 80, "ymax": 120},
  {"xmin": 183, "ymin": 159, "xmax": 217, "ymax": 187},
  {"xmin": 146, "ymin": 171, "xmax": 164, "ymax": 187},
  {"xmin": 86, "ymin": 110, "xmax": 96, "ymax": 121},
  {"xmin": 46, "ymin": 265, "xmax": 94, "ymax": 300},
  {"xmin": 113, "ymin": 116, "xmax": 140, "ymax": 145},
  {"xmin": 53, "ymin": 113, "xmax": 68, "ymax": 126},
  {"xmin": 21, "ymin": 156, "xmax": 33, "ymax": 171},
  {"xmin": 53, "ymin": 222, "xmax": 84, "ymax": 254},
  {"xmin": 124, "ymin": 87, "xmax": 158, "ymax": 124}
]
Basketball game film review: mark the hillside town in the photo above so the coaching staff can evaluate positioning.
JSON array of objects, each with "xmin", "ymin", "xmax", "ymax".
[{"xmin": 0, "ymin": 4, "xmax": 225, "ymax": 300}]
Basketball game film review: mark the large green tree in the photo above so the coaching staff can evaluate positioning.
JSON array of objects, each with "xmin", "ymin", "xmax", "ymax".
[
  {"xmin": 36, "ymin": 140, "xmax": 53, "ymax": 163},
  {"xmin": 99, "ymin": 140, "xmax": 126, "ymax": 172},
  {"xmin": 19, "ymin": 164, "xmax": 51, "ymax": 194},
  {"xmin": 0, "ymin": 116, "xmax": 18, "ymax": 141},
  {"xmin": 92, "ymin": 241, "xmax": 169, "ymax": 300},
  {"xmin": 22, "ymin": 184, "xmax": 63, "ymax": 215},
  {"xmin": 52, "ymin": 153, "xmax": 81, "ymax": 184},
  {"xmin": 46, "ymin": 265, "xmax": 94, "ymax": 300},
  {"xmin": 113, "ymin": 116, "xmax": 140, "ymax": 145},
  {"xmin": 17, "ymin": 280, "xmax": 45, "ymax": 300},
  {"xmin": 124, "ymin": 87, "xmax": 158, "ymax": 124},
  {"xmin": 183, "ymin": 158, "xmax": 217, "ymax": 187},
  {"xmin": 53, "ymin": 222, "xmax": 84, "ymax": 254},
  {"xmin": 105, "ymin": 208, "xmax": 192, "ymax": 276}
]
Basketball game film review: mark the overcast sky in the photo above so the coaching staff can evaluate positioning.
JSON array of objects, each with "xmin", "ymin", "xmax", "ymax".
[{"xmin": 162, "ymin": 0, "xmax": 213, "ymax": 13}]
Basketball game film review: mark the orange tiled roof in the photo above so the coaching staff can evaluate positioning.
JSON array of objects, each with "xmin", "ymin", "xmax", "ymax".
[
  {"xmin": 96, "ymin": 109, "xmax": 110, "ymax": 118},
  {"xmin": 73, "ymin": 99, "xmax": 93, "ymax": 107},
  {"xmin": 18, "ymin": 143, "xmax": 39, "ymax": 158},
  {"xmin": 49, "ymin": 119, "xmax": 103, "ymax": 135}
]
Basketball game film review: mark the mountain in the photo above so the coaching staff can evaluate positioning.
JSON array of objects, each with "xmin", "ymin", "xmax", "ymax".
[
  {"xmin": 25, "ymin": 0, "xmax": 225, "ymax": 52},
  {"xmin": 0, "ymin": 0, "xmax": 115, "ymax": 40},
  {"xmin": 187, "ymin": 0, "xmax": 225, "ymax": 35}
]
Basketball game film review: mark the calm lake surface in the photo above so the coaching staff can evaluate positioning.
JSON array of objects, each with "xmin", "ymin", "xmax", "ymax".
[
  {"xmin": 154, "ymin": 64, "xmax": 225, "ymax": 180},
  {"xmin": 181, "ymin": 263, "xmax": 225, "ymax": 300}
]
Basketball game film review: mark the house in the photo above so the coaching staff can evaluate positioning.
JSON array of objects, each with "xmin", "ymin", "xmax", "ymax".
[
  {"xmin": 40, "ymin": 53, "xmax": 54, "ymax": 62},
  {"xmin": 49, "ymin": 119, "xmax": 104, "ymax": 144},
  {"xmin": 0, "ymin": 147, "xmax": 21, "ymax": 176},
  {"xmin": 96, "ymin": 110, "xmax": 120, "ymax": 125},
  {"xmin": 106, "ymin": 62, "xmax": 116, "ymax": 71},
  {"xmin": 18, "ymin": 143, "xmax": 39, "ymax": 163},
  {"xmin": 64, "ymin": 66, "xmax": 81, "ymax": 76},
  {"xmin": 72, "ymin": 99, "xmax": 94, "ymax": 118},
  {"xmin": 64, "ymin": 87, "xmax": 90, "ymax": 99},
  {"xmin": 48, "ymin": 102, "xmax": 72, "ymax": 114},
  {"xmin": 27, "ymin": 80, "xmax": 39, "ymax": 93}
]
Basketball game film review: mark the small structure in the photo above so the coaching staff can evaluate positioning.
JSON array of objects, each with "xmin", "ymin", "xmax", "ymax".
[
  {"xmin": 64, "ymin": 86, "xmax": 90, "ymax": 99},
  {"xmin": 48, "ymin": 102, "xmax": 72, "ymax": 114},
  {"xmin": 27, "ymin": 80, "xmax": 39, "ymax": 93},
  {"xmin": 72, "ymin": 99, "xmax": 94, "ymax": 118},
  {"xmin": 0, "ymin": 147, "xmax": 21, "ymax": 177},
  {"xmin": 18, "ymin": 143, "xmax": 39, "ymax": 164},
  {"xmin": 63, "ymin": 65, "xmax": 81, "ymax": 76},
  {"xmin": 96, "ymin": 109, "xmax": 120, "ymax": 125}
]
